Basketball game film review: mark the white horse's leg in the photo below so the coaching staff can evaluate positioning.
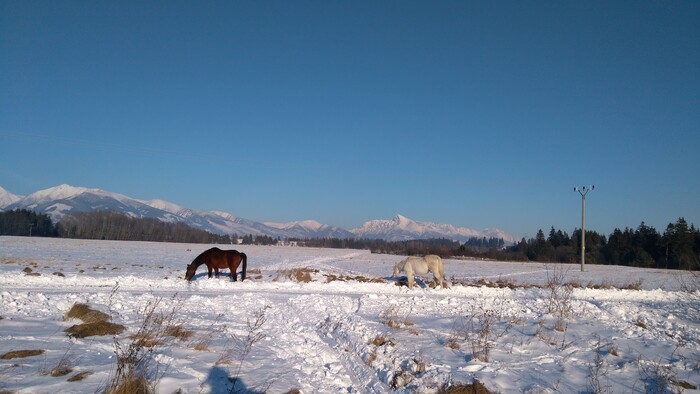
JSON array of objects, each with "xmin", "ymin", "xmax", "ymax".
[
  {"xmin": 437, "ymin": 260, "xmax": 445, "ymax": 288},
  {"xmin": 404, "ymin": 264, "xmax": 414, "ymax": 288}
]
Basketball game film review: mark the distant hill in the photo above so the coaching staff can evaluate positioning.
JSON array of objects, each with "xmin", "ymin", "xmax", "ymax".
[
  {"xmin": 0, "ymin": 184, "xmax": 515, "ymax": 243},
  {"xmin": 350, "ymin": 214, "xmax": 517, "ymax": 244}
]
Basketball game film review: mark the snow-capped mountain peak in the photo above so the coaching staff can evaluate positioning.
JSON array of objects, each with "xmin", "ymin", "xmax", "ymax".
[
  {"xmin": 265, "ymin": 220, "xmax": 324, "ymax": 231},
  {"xmin": 264, "ymin": 220, "xmax": 355, "ymax": 239},
  {"xmin": 1, "ymin": 184, "xmax": 516, "ymax": 243},
  {"xmin": 0, "ymin": 186, "xmax": 23, "ymax": 207},
  {"xmin": 351, "ymin": 214, "xmax": 516, "ymax": 244},
  {"xmin": 25, "ymin": 184, "xmax": 90, "ymax": 203},
  {"xmin": 142, "ymin": 199, "xmax": 190, "ymax": 216}
]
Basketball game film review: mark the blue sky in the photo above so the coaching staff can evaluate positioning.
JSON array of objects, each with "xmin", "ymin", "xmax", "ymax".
[{"xmin": 1, "ymin": 1, "xmax": 699, "ymax": 238}]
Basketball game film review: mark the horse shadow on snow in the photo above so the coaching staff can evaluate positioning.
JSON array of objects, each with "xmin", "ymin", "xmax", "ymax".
[
  {"xmin": 385, "ymin": 275, "xmax": 430, "ymax": 289},
  {"xmin": 203, "ymin": 365, "xmax": 264, "ymax": 394},
  {"xmin": 187, "ymin": 271, "xmax": 244, "ymax": 282}
]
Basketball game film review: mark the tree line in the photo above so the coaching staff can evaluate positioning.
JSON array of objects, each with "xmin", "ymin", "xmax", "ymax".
[
  {"xmin": 0, "ymin": 209, "xmax": 58, "ymax": 237},
  {"xmin": 0, "ymin": 210, "xmax": 230, "ymax": 244},
  {"xmin": 1, "ymin": 209, "xmax": 698, "ymax": 271},
  {"xmin": 509, "ymin": 218, "xmax": 699, "ymax": 270},
  {"xmin": 279, "ymin": 218, "xmax": 700, "ymax": 271}
]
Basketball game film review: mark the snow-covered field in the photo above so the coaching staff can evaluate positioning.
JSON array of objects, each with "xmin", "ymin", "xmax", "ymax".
[{"xmin": 1, "ymin": 236, "xmax": 699, "ymax": 393}]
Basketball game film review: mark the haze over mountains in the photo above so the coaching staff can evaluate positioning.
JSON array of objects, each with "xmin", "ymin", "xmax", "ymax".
[{"xmin": 0, "ymin": 184, "xmax": 516, "ymax": 243}]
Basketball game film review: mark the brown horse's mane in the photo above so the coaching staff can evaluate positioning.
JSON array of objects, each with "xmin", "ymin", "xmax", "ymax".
[{"xmin": 190, "ymin": 247, "xmax": 219, "ymax": 268}]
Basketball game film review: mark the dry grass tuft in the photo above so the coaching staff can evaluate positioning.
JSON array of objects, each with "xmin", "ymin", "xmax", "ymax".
[
  {"xmin": 104, "ymin": 370, "xmax": 150, "ymax": 394},
  {"xmin": 63, "ymin": 302, "xmax": 126, "ymax": 338},
  {"xmin": 274, "ymin": 268, "xmax": 318, "ymax": 282},
  {"xmin": 65, "ymin": 321, "xmax": 126, "ymax": 338},
  {"xmin": 247, "ymin": 268, "xmax": 264, "ymax": 280},
  {"xmin": 127, "ymin": 333, "xmax": 162, "ymax": 348},
  {"xmin": 371, "ymin": 335, "xmax": 394, "ymax": 347},
  {"xmin": 439, "ymin": 379, "xmax": 492, "ymax": 394},
  {"xmin": 326, "ymin": 274, "xmax": 385, "ymax": 283},
  {"xmin": 40, "ymin": 350, "xmax": 75, "ymax": 377},
  {"xmin": 64, "ymin": 303, "xmax": 110, "ymax": 324},
  {"xmin": 164, "ymin": 325, "xmax": 194, "ymax": 341},
  {"xmin": 67, "ymin": 370, "xmax": 94, "ymax": 382},
  {"xmin": 622, "ymin": 279, "xmax": 644, "ymax": 291},
  {"xmin": 380, "ymin": 306, "xmax": 413, "ymax": 329},
  {"xmin": 49, "ymin": 367, "xmax": 73, "ymax": 377},
  {"xmin": 672, "ymin": 380, "xmax": 698, "ymax": 390},
  {"xmin": 214, "ymin": 357, "xmax": 234, "ymax": 365},
  {"xmin": 1, "ymin": 349, "xmax": 45, "ymax": 359},
  {"xmin": 445, "ymin": 337, "xmax": 461, "ymax": 350}
]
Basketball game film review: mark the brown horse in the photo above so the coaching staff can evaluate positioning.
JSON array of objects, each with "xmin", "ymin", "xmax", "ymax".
[{"xmin": 185, "ymin": 247, "xmax": 247, "ymax": 281}]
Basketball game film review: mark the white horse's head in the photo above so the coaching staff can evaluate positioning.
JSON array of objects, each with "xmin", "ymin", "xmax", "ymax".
[{"xmin": 392, "ymin": 260, "xmax": 404, "ymax": 277}]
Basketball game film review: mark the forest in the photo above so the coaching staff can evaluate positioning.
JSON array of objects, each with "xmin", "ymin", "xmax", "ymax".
[
  {"xmin": 1, "ymin": 209, "xmax": 698, "ymax": 271},
  {"xmin": 0, "ymin": 209, "xmax": 230, "ymax": 244}
]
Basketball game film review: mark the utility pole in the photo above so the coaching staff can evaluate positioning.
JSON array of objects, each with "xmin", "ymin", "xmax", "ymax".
[{"xmin": 574, "ymin": 185, "xmax": 594, "ymax": 272}]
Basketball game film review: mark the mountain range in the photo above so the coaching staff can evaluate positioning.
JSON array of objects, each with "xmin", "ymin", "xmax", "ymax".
[{"xmin": 0, "ymin": 184, "xmax": 516, "ymax": 243}]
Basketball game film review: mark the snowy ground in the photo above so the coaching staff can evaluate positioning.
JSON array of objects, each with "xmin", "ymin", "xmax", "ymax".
[{"xmin": 1, "ymin": 236, "xmax": 699, "ymax": 393}]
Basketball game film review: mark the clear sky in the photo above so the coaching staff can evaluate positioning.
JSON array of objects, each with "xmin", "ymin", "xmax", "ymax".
[{"xmin": 1, "ymin": 1, "xmax": 699, "ymax": 239}]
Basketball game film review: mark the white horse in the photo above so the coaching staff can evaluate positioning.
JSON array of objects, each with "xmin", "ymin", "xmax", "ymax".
[{"xmin": 392, "ymin": 255, "xmax": 445, "ymax": 289}]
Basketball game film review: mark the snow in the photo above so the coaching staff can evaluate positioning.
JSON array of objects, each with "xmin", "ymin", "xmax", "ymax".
[{"xmin": 1, "ymin": 236, "xmax": 699, "ymax": 393}]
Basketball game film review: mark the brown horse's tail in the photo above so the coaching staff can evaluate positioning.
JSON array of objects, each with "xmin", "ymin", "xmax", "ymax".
[{"xmin": 240, "ymin": 252, "xmax": 247, "ymax": 281}]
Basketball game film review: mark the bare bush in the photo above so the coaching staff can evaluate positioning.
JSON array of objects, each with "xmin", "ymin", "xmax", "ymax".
[
  {"xmin": 639, "ymin": 359, "xmax": 680, "ymax": 394},
  {"xmin": 462, "ymin": 300, "xmax": 514, "ymax": 363},
  {"xmin": 545, "ymin": 264, "xmax": 574, "ymax": 319},
  {"xmin": 40, "ymin": 349, "xmax": 74, "ymax": 377},
  {"xmin": 195, "ymin": 314, "xmax": 226, "ymax": 352},
  {"xmin": 104, "ymin": 294, "xmax": 184, "ymax": 394},
  {"xmin": 587, "ymin": 337, "xmax": 611, "ymax": 394},
  {"xmin": 227, "ymin": 305, "xmax": 270, "ymax": 394}
]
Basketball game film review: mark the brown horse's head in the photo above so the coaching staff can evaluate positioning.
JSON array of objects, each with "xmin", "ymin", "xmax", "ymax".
[{"xmin": 184, "ymin": 263, "xmax": 197, "ymax": 281}]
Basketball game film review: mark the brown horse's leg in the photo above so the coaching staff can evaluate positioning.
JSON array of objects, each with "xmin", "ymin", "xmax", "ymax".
[
  {"xmin": 214, "ymin": 267, "xmax": 220, "ymax": 278},
  {"xmin": 208, "ymin": 266, "xmax": 213, "ymax": 278}
]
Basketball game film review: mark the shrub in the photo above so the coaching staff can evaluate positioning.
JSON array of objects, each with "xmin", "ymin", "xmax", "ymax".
[{"xmin": 104, "ymin": 296, "xmax": 178, "ymax": 394}]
